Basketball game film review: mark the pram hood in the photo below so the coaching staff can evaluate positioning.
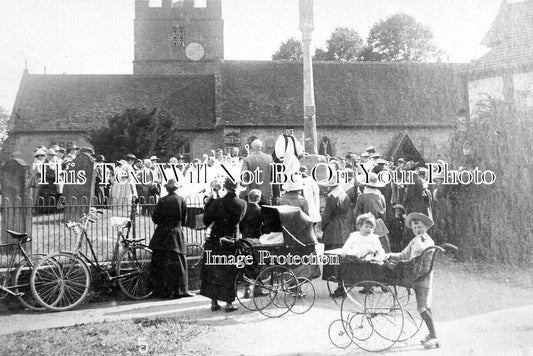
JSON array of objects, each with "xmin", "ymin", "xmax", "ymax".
[{"xmin": 261, "ymin": 205, "xmax": 318, "ymax": 247}]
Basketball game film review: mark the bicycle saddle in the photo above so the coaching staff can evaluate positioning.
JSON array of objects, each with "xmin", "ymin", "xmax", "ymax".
[{"xmin": 6, "ymin": 230, "xmax": 31, "ymax": 243}]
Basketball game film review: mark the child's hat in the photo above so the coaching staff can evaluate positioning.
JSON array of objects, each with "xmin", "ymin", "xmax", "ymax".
[{"xmin": 405, "ymin": 212, "xmax": 433, "ymax": 229}]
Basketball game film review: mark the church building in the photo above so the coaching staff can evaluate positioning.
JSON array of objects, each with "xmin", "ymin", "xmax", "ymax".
[{"xmin": 4, "ymin": 0, "xmax": 471, "ymax": 164}]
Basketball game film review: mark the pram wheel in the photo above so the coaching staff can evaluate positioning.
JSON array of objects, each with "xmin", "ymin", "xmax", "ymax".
[
  {"xmin": 393, "ymin": 286, "xmax": 423, "ymax": 341},
  {"xmin": 235, "ymin": 267, "xmax": 261, "ymax": 311},
  {"xmin": 328, "ymin": 319, "xmax": 353, "ymax": 349},
  {"xmin": 289, "ymin": 277, "xmax": 316, "ymax": 314},
  {"xmin": 340, "ymin": 281, "xmax": 404, "ymax": 353},
  {"xmin": 253, "ymin": 265, "xmax": 297, "ymax": 318}
]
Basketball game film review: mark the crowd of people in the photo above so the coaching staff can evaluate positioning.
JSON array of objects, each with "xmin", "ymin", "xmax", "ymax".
[{"xmin": 29, "ymin": 136, "xmax": 446, "ymax": 347}]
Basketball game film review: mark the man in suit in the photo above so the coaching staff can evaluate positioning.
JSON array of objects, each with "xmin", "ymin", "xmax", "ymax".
[{"xmin": 241, "ymin": 139, "xmax": 273, "ymax": 205}]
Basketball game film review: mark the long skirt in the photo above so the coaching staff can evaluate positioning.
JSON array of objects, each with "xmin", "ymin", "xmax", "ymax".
[
  {"xmin": 322, "ymin": 243, "xmax": 344, "ymax": 281},
  {"xmin": 150, "ymin": 250, "xmax": 189, "ymax": 298},
  {"xmin": 200, "ymin": 241, "xmax": 238, "ymax": 303}
]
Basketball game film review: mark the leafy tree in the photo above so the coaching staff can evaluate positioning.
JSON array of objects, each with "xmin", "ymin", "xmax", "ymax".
[
  {"xmin": 314, "ymin": 27, "xmax": 364, "ymax": 61},
  {"xmin": 89, "ymin": 108, "xmax": 186, "ymax": 162},
  {"xmin": 0, "ymin": 106, "xmax": 9, "ymax": 147},
  {"xmin": 272, "ymin": 37, "xmax": 303, "ymax": 61},
  {"xmin": 363, "ymin": 13, "xmax": 441, "ymax": 62}
]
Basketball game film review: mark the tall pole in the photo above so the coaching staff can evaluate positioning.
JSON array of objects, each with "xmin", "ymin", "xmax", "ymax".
[{"xmin": 299, "ymin": 0, "xmax": 318, "ymax": 154}]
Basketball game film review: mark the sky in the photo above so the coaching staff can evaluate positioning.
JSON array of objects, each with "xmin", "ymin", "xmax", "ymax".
[{"xmin": 0, "ymin": 0, "xmax": 503, "ymax": 112}]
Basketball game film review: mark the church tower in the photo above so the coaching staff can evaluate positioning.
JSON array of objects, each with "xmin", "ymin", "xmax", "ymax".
[{"xmin": 133, "ymin": 0, "xmax": 223, "ymax": 75}]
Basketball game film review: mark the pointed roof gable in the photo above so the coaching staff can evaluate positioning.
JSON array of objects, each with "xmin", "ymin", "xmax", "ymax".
[{"xmin": 475, "ymin": 0, "xmax": 533, "ymax": 69}]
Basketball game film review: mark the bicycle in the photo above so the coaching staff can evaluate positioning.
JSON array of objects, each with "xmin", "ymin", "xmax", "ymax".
[
  {"xmin": 30, "ymin": 207, "xmax": 153, "ymax": 311},
  {"xmin": 0, "ymin": 230, "xmax": 45, "ymax": 311}
]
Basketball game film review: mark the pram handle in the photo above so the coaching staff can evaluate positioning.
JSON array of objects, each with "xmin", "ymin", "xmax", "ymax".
[{"xmin": 281, "ymin": 226, "xmax": 306, "ymax": 247}]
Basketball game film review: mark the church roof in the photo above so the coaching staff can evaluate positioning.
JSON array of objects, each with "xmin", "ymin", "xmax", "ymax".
[
  {"xmin": 220, "ymin": 60, "xmax": 468, "ymax": 127},
  {"xmin": 10, "ymin": 61, "xmax": 467, "ymax": 133},
  {"xmin": 474, "ymin": 0, "xmax": 533, "ymax": 69},
  {"xmin": 10, "ymin": 74, "xmax": 216, "ymax": 132}
]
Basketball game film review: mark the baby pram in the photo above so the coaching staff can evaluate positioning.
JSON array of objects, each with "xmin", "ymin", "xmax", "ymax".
[{"xmin": 234, "ymin": 205, "xmax": 319, "ymax": 317}]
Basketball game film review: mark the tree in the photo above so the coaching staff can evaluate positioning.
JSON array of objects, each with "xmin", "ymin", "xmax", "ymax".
[
  {"xmin": 0, "ymin": 106, "xmax": 9, "ymax": 147},
  {"xmin": 364, "ymin": 13, "xmax": 441, "ymax": 62},
  {"xmin": 313, "ymin": 27, "xmax": 363, "ymax": 61},
  {"xmin": 89, "ymin": 108, "xmax": 187, "ymax": 162},
  {"xmin": 272, "ymin": 37, "xmax": 303, "ymax": 61}
]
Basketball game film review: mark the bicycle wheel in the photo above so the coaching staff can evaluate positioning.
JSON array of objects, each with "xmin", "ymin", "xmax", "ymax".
[
  {"xmin": 13, "ymin": 254, "xmax": 46, "ymax": 311},
  {"xmin": 253, "ymin": 265, "xmax": 297, "ymax": 318},
  {"xmin": 394, "ymin": 286, "xmax": 423, "ymax": 341},
  {"xmin": 289, "ymin": 277, "xmax": 316, "ymax": 314},
  {"xmin": 234, "ymin": 269, "xmax": 257, "ymax": 311},
  {"xmin": 341, "ymin": 281, "xmax": 404, "ymax": 353},
  {"xmin": 31, "ymin": 252, "xmax": 91, "ymax": 312},
  {"xmin": 116, "ymin": 245, "xmax": 153, "ymax": 300}
]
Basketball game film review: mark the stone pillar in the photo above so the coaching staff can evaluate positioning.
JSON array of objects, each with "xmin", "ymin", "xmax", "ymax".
[{"xmin": 299, "ymin": 0, "xmax": 318, "ymax": 154}]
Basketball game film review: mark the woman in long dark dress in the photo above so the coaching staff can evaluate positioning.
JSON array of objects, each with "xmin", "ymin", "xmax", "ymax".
[
  {"xmin": 201, "ymin": 177, "xmax": 247, "ymax": 312},
  {"xmin": 149, "ymin": 178, "xmax": 193, "ymax": 299}
]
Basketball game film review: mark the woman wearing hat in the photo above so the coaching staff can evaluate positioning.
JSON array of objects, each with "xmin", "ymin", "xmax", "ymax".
[
  {"xmin": 110, "ymin": 159, "xmax": 138, "ymax": 209},
  {"xmin": 149, "ymin": 178, "xmax": 193, "ymax": 299},
  {"xmin": 201, "ymin": 177, "xmax": 246, "ymax": 312},
  {"xmin": 279, "ymin": 179, "xmax": 309, "ymax": 215},
  {"xmin": 354, "ymin": 173, "xmax": 391, "ymax": 253},
  {"xmin": 321, "ymin": 172, "xmax": 353, "ymax": 297}
]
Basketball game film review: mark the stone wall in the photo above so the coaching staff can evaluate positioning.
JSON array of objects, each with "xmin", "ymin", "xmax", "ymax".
[
  {"xmin": 219, "ymin": 126, "xmax": 452, "ymax": 162},
  {"xmin": 132, "ymin": 60, "xmax": 219, "ymax": 75},
  {"xmin": 514, "ymin": 71, "xmax": 533, "ymax": 108},
  {"xmin": 468, "ymin": 76, "xmax": 504, "ymax": 112}
]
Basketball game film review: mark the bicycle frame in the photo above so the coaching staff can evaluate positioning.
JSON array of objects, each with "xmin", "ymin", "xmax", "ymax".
[
  {"xmin": 64, "ymin": 210, "xmax": 149, "ymax": 284},
  {"xmin": 0, "ymin": 242, "xmax": 34, "ymax": 297}
]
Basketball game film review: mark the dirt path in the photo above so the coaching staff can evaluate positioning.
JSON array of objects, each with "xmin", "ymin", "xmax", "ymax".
[
  {"xmin": 177, "ymin": 261, "xmax": 533, "ymax": 355},
  {"xmin": 1, "ymin": 259, "xmax": 532, "ymax": 355}
]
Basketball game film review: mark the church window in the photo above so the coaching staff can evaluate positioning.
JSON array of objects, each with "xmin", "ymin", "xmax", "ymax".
[
  {"xmin": 318, "ymin": 136, "xmax": 334, "ymax": 157},
  {"xmin": 171, "ymin": 26, "xmax": 185, "ymax": 47},
  {"xmin": 194, "ymin": 0, "xmax": 207, "ymax": 8}
]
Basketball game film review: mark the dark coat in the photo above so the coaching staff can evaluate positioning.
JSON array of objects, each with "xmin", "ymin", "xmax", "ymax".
[
  {"xmin": 345, "ymin": 185, "xmax": 359, "ymax": 232},
  {"xmin": 241, "ymin": 151, "xmax": 273, "ymax": 205},
  {"xmin": 279, "ymin": 191, "xmax": 309, "ymax": 215},
  {"xmin": 403, "ymin": 174, "xmax": 429, "ymax": 215},
  {"xmin": 203, "ymin": 191, "xmax": 247, "ymax": 240},
  {"xmin": 149, "ymin": 191, "xmax": 187, "ymax": 254},
  {"xmin": 200, "ymin": 191, "xmax": 246, "ymax": 303},
  {"xmin": 321, "ymin": 185, "xmax": 352, "ymax": 246},
  {"xmin": 239, "ymin": 202, "xmax": 263, "ymax": 240}
]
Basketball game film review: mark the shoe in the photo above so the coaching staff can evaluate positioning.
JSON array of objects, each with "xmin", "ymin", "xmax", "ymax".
[
  {"xmin": 225, "ymin": 305, "xmax": 239, "ymax": 313},
  {"xmin": 420, "ymin": 334, "xmax": 437, "ymax": 344},
  {"xmin": 421, "ymin": 336, "xmax": 440, "ymax": 349},
  {"xmin": 359, "ymin": 287, "xmax": 373, "ymax": 294},
  {"xmin": 211, "ymin": 304, "xmax": 221, "ymax": 312},
  {"xmin": 331, "ymin": 288, "xmax": 347, "ymax": 298},
  {"xmin": 179, "ymin": 292, "xmax": 195, "ymax": 298},
  {"xmin": 243, "ymin": 289, "xmax": 251, "ymax": 299}
]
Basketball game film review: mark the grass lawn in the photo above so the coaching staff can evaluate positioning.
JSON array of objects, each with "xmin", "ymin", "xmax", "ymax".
[{"xmin": 0, "ymin": 317, "xmax": 212, "ymax": 356}]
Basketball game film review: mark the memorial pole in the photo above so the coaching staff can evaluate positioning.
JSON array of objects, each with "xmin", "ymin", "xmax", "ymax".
[{"xmin": 299, "ymin": 0, "xmax": 318, "ymax": 154}]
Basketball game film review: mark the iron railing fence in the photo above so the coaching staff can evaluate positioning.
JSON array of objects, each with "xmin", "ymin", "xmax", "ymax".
[{"xmin": 0, "ymin": 195, "xmax": 206, "ymax": 267}]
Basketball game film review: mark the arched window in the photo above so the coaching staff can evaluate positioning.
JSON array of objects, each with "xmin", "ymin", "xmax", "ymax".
[{"xmin": 318, "ymin": 136, "xmax": 334, "ymax": 157}]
